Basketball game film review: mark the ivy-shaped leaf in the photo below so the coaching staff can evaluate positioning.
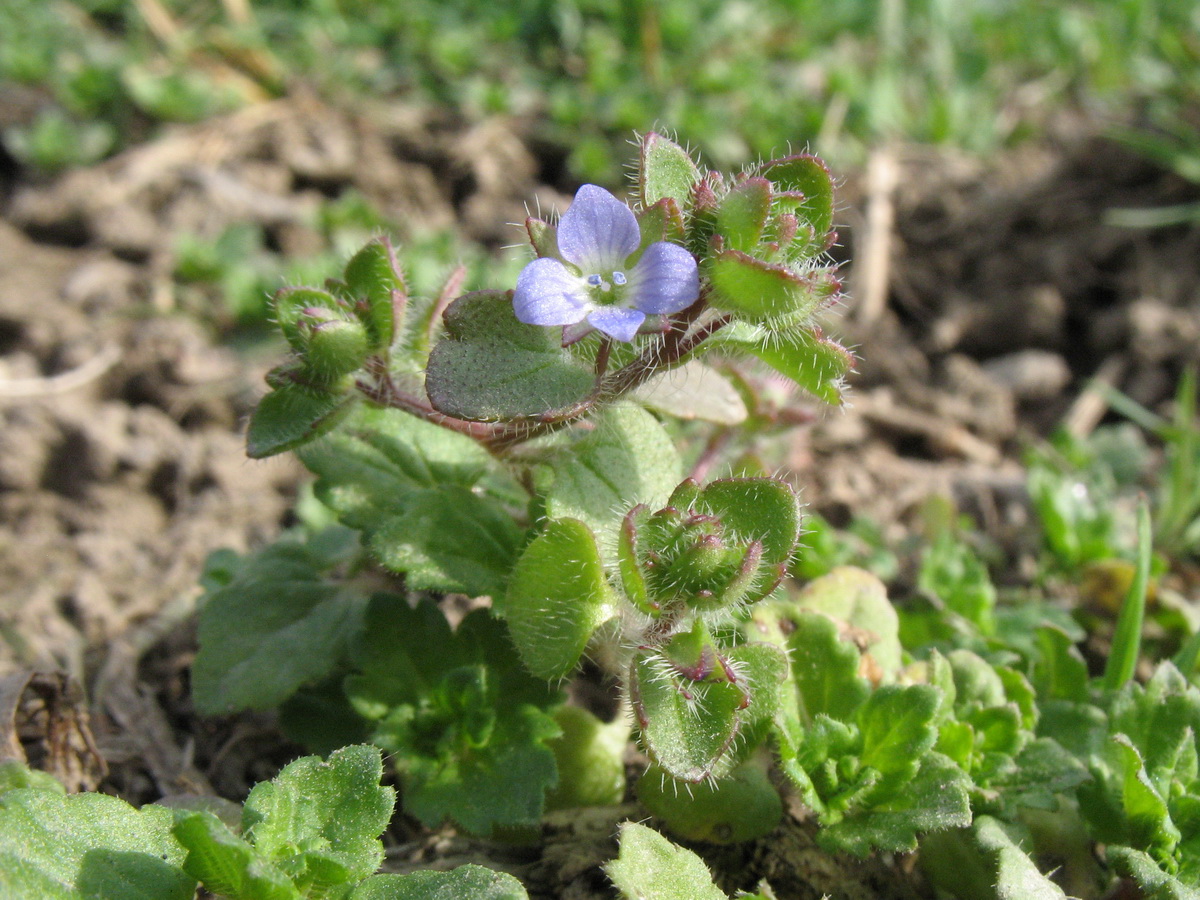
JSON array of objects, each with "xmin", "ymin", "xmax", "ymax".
[
  {"xmin": 241, "ymin": 745, "xmax": 395, "ymax": 886},
  {"xmin": 818, "ymin": 752, "xmax": 972, "ymax": 856},
  {"xmin": 544, "ymin": 404, "xmax": 681, "ymax": 544},
  {"xmin": 300, "ymin": 406, "xmax": 520, "ymax": 597},
  {"xmin": 173, "ymin": 812, "xmax": 298, "ymax": 900},
  {"xmin": 300, "ymin": 406, "xmax": 492, "ymax": 532},
  {"xmin": 369, "ymin": 485, "xmax": 522, "ymax": 598},
  {"xmin": 1108, "ymin": 846, "xmax": 1200, "ymax": 900},
  {"xmin": 192, "ymin": 535, "xmax": 368, "ymax": 714},
  {"xmin": 425, "ymin": 290, "xmax": 594, "ymax": 421}
]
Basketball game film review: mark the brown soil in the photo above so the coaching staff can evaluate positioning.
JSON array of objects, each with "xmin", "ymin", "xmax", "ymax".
[{"xmin": 1, "ymin": 96, "xmax": 1197, "ymax": 897}]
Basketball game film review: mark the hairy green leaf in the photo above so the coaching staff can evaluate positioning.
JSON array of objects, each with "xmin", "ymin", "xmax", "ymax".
[
  {"xmin": 1108, "ymin": 846, "xmax": 1200, "ymax": 900},
  {"xmin": 819, "ymin": 752, "xmax": 972, "ymax": 856},
  {"xmin": 341, "ymin": 237, "xmax": 406, "ymax": 350},
  {"xmin": 921, "ymin": 817, "xmax": 1070, "ymax": 900},
  {"xmin": 400, "ymin": 703, "xmax": 560, "ymax": 835},
  {"xmin": 425, "ymin": 290, "xmax": 593, "ymax": 421},
  {"xmin": 300, "ymin": 406, "xmax": 492, "ymax": 532},
  {"xmin": 369, "ymin": 485, "xmax": 522, "ymax": 597},
  {"xmin": 605, "ymin": 822, "xmax": 727, "ymax": 900},
  {"xmin": 781, "ymin": 609, "xmax": 869, "ymax": 724},
  {"xmin": 858, "ymin": 685, "xmax": 940, "ymax": 779},
  {"xmin": 193, "ymin": 538, "xmax": 368, "ymax": 714},
  {"xmin": 242, "ymin": 745, "xmax": 395, "ymax": 885},
  {"xmin": 716, "ymin": 177, "xmax": 772, "ymax": 251},
  {"xmin": 345, "ymin": 597, "xmax": 561, "ymax": 836},
  {"xmin": 639, "ymin": 133, "xmax": 702, "ymax": 210},
  {"xmin": 247, "ymin": 384, "xmax": 357, "ymax": 459},
  {"xmin": 789, "ymin": 567, "xmax": 901, "ymax": 676},
  {"xmin": 545, "ymin": 404, "xmax": 681, "ymax": 543},
  {"xmin": 503, "ymin": 518, "xmax": 616, "ymax": 681},
  {"xmin": 637, "ymin": 761, "xmax": 782, "ymax": 844},
  {"xmin": 706, "ymin": 250, "xmax": 825, "ymax": 323},
  {"xmin": 1032, "ymin": 625, "xmax": 1090, "ymax": 703},
  {"xmin": 300, "ymin": 406, "xmax": 517, "ymax": 596},
  {"xmin": 725, "ymin": 322, "xmax": 853, "ymax": 405},
  {"xmin": 173, "ymin": 812, "xmax": 297, "ymax": 900},
  {"xmin": 545, "ymin": 706, "xmax": 628, "ymax": 810},
  {"xmin": 754, "ymin": 154, "xmax": 835, "ymax": 255},
  {"xmin": 631, "ymin": 648, "xmax": 747, "ymax": 783},
  {"xmin": 351, "ymin": 865, "xmax": 530, "ymax": 899},
  {"xmin": 0, "ymin": 788, "xmax": 194, "ymax": 900}
]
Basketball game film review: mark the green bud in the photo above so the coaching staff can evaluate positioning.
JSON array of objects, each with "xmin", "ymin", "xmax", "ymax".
[
  {"xmin": 661, "ymin": 620, "xmax": 742, "ymax": 689},
  {"xmin": 753, "ymin": 153, "xmax": 835, "ymax": 258},
  {"xmin": 666, "ymin": 478, "xmax": 703, "ymax": 511},
  {"xmin": 637, "ymin": 197, "xmax": 686, "ymax": 252},
  {"xmin": 303, "ymin": 313, "xmax": 370, "ymax": 382},
  {"xmin": 274, "ymin": 286, "xmax": 346, "ymax": 352},
  {"xmin": 619, "ymin": 478, "xmax": 800, "ymax": 616}
]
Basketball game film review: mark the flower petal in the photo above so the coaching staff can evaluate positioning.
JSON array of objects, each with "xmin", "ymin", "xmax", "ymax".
[
  {"xmin": 587, "ymin": 306, "xmax": 646, "ymax": 342},
  {"xmin": 514, "ymin": 258, "xmax": 590, "ymax": 326},
  {"xmin": 627, "ymin": 241, "xmax": 700, "ymax": 315},
  {"xmin": 557, "ymin": 185, "xmax": 641, "ymax": 273}
]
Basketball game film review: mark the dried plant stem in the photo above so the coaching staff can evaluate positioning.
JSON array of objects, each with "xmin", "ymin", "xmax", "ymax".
[{"xmin": 855, "ymin": 147, "xmax": 899, "ymax": 326}]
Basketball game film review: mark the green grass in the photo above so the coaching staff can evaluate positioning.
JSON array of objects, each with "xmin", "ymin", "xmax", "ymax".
[{"xmin": 4, "ymin": 0, "xmax": 1197, "ymax": 179}]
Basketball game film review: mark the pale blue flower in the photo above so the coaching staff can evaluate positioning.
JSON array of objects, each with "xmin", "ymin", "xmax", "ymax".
[{"xmin": 514, "ymin": 185, "xmax": 699, "ymax": 342}]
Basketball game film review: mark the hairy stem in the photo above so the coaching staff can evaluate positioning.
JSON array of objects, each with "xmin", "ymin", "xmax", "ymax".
[{"xmin": 354, "ymin": 289, "xmax": 731, "ymax": 457}]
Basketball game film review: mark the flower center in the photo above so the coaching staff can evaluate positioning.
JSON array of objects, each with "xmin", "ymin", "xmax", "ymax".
[{"xmin": 584, "ymin": 271, "xmax": 628, "ymax": 305}]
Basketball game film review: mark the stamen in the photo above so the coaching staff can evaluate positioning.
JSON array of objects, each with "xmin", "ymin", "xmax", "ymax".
[
  {"xmin": 586, "ymin": 274, "xmax": 603, "ymax": 286},
  {"xmin": 612, "ymin": 271, "xmax": 627, "ymax": 285}
]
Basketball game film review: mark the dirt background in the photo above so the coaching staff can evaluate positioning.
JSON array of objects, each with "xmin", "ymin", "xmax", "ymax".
[{"xmin": 1, "ymin": 96, "xmax": 1199, "ymax": 897}]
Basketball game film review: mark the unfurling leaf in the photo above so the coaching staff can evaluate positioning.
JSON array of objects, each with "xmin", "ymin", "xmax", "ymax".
[
  {"xmin": 639, "ymin": 133, "xmax": 702, "ymax": 211},
  {"xmin": 606, "ymin": 822, "xmax": 728, "ymax": 900}
]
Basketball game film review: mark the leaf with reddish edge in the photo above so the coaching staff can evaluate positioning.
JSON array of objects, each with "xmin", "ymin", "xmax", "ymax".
[
  {"xmin": 716, "ymin": 177, "xmax": 773, "ymax": 252},
  {"xmin": 706, "ymin": 250, "xmax": 827, "ymax": 323},
  {"xmin": 754, "ymin": 154, "xmax": 835, "ymax": 254},
  {"xmin": 341, "ymin": 237, "xmax": 407, "ymax": 350},
  {"xmin": 631, "ymin": 645, "xmax": 748, "ymax": 783},
  {"xmin": 618, "ymin": 504, "xmax": 657, "ymax": 617},
  {"xmin": 636, "ymin": 197, "xmax": 687, "ymax": 253}
]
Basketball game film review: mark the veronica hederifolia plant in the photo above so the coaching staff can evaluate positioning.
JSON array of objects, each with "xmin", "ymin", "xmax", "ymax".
[{"xmin": 198, "ymin": 132, "xmax": 855, "ymax": 834}]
